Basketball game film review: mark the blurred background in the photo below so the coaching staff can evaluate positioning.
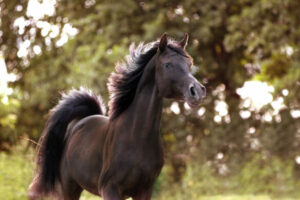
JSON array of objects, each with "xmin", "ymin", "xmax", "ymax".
[{"xmin": 0, "ymin": 0, "xmax": 300, "ymax": 199}]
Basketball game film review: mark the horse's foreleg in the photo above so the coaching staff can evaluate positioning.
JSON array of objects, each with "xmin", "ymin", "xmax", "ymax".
[
  {"xmin": 101, "ymin": 185, "xmax": 123, "ymax": 200},
  {"xmin": 133, "ymin": 188, "xmax": 153, "ymax": 200},
  {"xmin": 132, "ymin": 190, "xmax": 152, "ymax": 200}
]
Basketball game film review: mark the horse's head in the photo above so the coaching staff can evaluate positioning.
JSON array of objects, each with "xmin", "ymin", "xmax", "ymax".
[{"xmin": 155, "ymin": 33, "xmax": 206, "ymax": 107}]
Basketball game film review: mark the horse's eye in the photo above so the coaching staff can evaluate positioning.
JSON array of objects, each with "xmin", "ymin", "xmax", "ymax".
[{"xmin": 164, "ymin": 63, "xmax": 171, "ymax": 68}]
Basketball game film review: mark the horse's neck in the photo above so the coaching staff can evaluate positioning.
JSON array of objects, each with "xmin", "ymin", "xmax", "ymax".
[
  {"xmin": 125, "ymin": 57, "xmax": 163, "ymax": 139},
  {"xmin": 133, "ymin": 82, "xmax": 163, "ymax": 135}
]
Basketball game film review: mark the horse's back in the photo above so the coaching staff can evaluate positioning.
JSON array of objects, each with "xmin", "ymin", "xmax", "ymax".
[
  {"xmin": 62, "ymin": 114, "xmax": 109, "ymax": 195},
  {"xmin": 72, "ymin": 114, "xmax": 108, "ymax": 135}
]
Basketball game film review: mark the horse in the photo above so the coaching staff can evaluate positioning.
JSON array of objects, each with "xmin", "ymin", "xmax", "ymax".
[{"xmin": 28, "ymin": 33, "xmax": 206, "ymax": 200}]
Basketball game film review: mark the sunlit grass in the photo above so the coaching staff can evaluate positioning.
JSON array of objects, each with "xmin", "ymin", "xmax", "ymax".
[
  {"xmin": 198, "ymin": 195, "xmax": 296, "ymax": 200},
  {"xmin": 0, "ymin": 147, "xmax": 101, "ymax": 200},
  {"xmin": 0, "ymin": 146, "xmax": 299, "ymax": 200},
  {"xmin": 0, "ymin": 148, "xmax": 35, "ymax": 200}
]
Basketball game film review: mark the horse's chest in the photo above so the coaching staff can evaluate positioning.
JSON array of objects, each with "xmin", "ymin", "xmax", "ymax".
[
  {"xmin": 116, "ymin": 146, "xmax": 164, "ymax": 194},
  {"xmin": 123, "ymin": 148, "xmax": 164, "ymax": 177},
  {"xmin": 135, "ymin": 156, "xmax": 163, "ymax": 176},
  {"xmin": 120, "ymin": 158, "xmax": 163, "ymax": 195}
]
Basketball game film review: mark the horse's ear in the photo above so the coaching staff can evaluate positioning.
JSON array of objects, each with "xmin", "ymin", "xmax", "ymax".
[
  {"xmin": 178, "ymin": 33, "xmax": 189, "ymax": 49},
  {"xmin": 159, "ymin": 33, "xmax": 168, "ymax": 52}
]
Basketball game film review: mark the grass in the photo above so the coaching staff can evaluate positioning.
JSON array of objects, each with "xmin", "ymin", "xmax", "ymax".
[
  {"xmin": 195, "ymin": 195, "xmax": 297, "ymax": 200},
  {"xmin": 0, "ymin": 145, "xmax": 299, "ymax": 200},
  {"xmin": 0, "ymin": 147, "xmax": 35, "ymax": 200}
]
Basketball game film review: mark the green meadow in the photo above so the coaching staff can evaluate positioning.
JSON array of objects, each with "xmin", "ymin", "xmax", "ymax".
[{"xmin": 1, "ymin": 145, "xmax": 299, "ymax": 200}]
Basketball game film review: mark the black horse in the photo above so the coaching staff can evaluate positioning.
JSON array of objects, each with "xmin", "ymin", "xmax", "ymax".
[{"xmin": 28, "ymin": 33, "xmax": 206, "ymax": 200}]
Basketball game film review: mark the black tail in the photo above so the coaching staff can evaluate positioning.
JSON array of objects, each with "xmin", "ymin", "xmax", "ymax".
[{"xmin": 35, "ymin": 88, "xmax": 105, "ymax": 193}]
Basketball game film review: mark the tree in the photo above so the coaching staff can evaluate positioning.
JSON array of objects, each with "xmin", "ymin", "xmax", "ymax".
[{"xmin": 0, "ymin": 0, "xmax": 299, "ymax": 182}]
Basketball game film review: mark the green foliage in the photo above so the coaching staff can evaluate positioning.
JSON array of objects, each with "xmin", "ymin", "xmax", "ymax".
[
  {"xmin": 260, "ymin": 53, "xmax": 291, "ymax": 81},
  {"xmin": 0, "ymin": 91, "xmax": 20, "ymax": 149}
]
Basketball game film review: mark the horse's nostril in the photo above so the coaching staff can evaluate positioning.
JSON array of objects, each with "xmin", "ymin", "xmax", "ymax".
[{"xmin": 190, "ymin": 86, "xmax": 196, "ymax": 96}]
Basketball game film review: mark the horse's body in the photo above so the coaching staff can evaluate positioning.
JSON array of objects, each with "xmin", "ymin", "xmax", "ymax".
[{"xmin": 28, "ymin": 34, "xmax": 205, "ymax": 200}]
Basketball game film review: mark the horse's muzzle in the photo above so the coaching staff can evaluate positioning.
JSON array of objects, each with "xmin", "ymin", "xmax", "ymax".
[{"xmin": 186, "ymin": 80, "xmax": 206, "ymax": 108}]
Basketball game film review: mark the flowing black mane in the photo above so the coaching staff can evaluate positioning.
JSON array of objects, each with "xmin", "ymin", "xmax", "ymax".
[
  {"xmin": 107, "ymin": 42, "xmax": 158, "ymax": 120},
  {"xmin": 108, "ymin": 39, "xmax": 189, "ymax": 120}
]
